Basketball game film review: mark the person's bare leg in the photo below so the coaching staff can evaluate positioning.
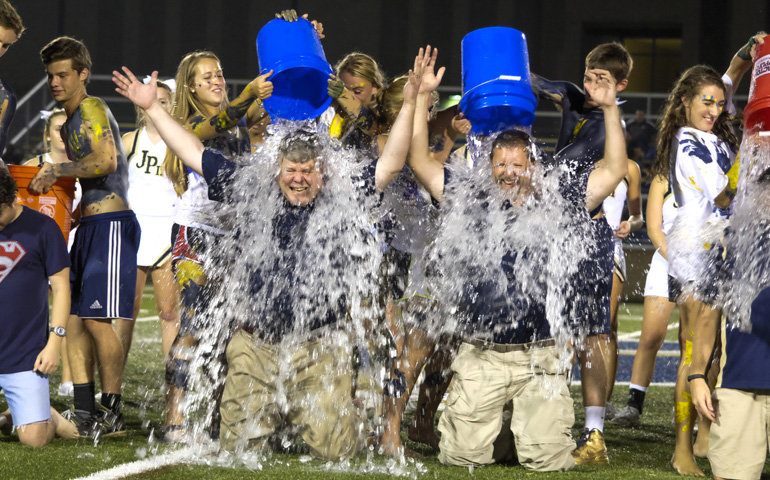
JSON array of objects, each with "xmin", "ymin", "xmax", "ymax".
[
  {"xmin": 68, "ymin": 315, "xmax": 95, "ymax": 385},
  {"xmin": 51, "ymin": 408, "xmax": 79, "ymax": 439},
  {"xmin": 83, "ymin": 319, "xmax": 124, "ymax": 395},
  {"xmin": 601, "ymin": 273, "xmax": 623, "ymax": 401},
  {"xmin": 165, "ymin": 334, "xmax": 196, "ymax": 429},
  {"xmin": 629, "ymin": 296, "xmax": 675, "ymax": 388},
  {"xmin": 579, "ymin": 335, "xmax": 608, "ymax": 412},
  {"xmin": 671, "ymin": 301, "xmax": 704, "ymax": 477},
  {"xmin": 380, "ymin": 325, "xmax": 433, "ymax": 456},
  {"xmin": 150, "ymin": 263, "xmax": 181, "ymax": 359},
  {"xmin": 15, "ymin": 420, "xmax": 55, "ymax": 447},
  {"xmin": 693, "ymin": 339, "xmax": 719, "ymax": 458},
  {"xmin": 60, "ymin": 336, "xmax": 73, "ymax": 386},
  {"xmin": 118, "ymin": 267, "xmax": 148, "ymax": 366},
  {"xmin": 407, "ymin": 342, "xmax": 455, "ymax": 450}
]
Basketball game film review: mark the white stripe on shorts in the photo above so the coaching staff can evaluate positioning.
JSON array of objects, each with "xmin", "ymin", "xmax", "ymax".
[{"xmin": 108, "ymin": 220, "xmax": 122, "ymax": 318}]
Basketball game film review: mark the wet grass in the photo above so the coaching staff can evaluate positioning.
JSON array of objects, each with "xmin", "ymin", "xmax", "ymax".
[{"xmin": 2, "ymin": 295, "xmax": 768, "ymax": 479}]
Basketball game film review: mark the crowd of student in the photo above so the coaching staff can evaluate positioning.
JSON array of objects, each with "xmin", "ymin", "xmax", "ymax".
[{"xmin": 0, "ymin": 1, "xmax": 768, "ymax": 478}]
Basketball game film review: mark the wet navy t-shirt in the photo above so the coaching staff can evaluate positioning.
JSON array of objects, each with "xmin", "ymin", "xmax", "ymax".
[
  {"xmin": 0, "ymin": 207, "xmax": 70, "ymax": 374},
  {"xmin": 201, "ymin": 148, "xmax": 376, "ymax": 339}
]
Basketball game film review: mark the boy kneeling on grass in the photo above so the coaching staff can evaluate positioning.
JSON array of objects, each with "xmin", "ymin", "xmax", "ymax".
[{"xmin": 0, "ymin": 168, "xmax": 78, "ymax": 445}]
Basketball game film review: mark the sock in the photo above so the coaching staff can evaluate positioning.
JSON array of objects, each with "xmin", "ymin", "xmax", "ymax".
[
  {"xmin": 101, "ymin": 393, "xmax": 122, "ymax": 414},
  {"xmin": 628, "ymin": 386, "xmax": 647, "ymax": 414},
  {"xmin": 73, "ymin": 382, "xmax": 96, "ymax": 415},
  {"xmin": 585, "ymin": 406, "xmax": 605, "ymax": 432}
]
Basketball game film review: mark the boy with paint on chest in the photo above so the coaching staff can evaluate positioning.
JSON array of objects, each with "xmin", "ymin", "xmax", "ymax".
[{"xmin": 29, "ymin": 36, "xmax": 140, "ymax": 440}]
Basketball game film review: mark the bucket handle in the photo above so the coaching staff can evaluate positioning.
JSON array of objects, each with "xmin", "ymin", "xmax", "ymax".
[{"xmin": 50, "ymin": 184, "xmax": 75, "ymax": 217}]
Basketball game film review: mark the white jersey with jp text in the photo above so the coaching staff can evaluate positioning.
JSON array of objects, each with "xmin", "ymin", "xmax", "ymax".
[
  {"xmin": 126, "ymin": 127, "xmax": 177, "ymax": 218},
  {"xmin": 603, "ymin": 177, "xmax": 628, "ymax": 231}
]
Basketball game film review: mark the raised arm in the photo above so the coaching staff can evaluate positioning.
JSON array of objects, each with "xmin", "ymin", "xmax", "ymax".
[
  {"xmin": 29, "ymin": 97, "xmax": 120, "ymax": 194},
  {"xmin": 375, "ymin": 46, "xmax": 440, "ymax": 191},
  {"xmin": 645, "ymin": 175, "xmax": 669, "ymax": 259},
  {"xmin": 186, "ymin": 70, "xmax": 273, "ymax": 141},
  {"xmin": 615, "ymin": 160, "xmax": 644, "ymax": 238},
  {"xmin": 113, "ymin": 69, "xmax": 205, "ymax": 175},
  {"xmin": 328, "ymin": 75, "xmax": 382, "ymax": 139},
  {"xmin": 724, "ymin": 33, "xmax": 767, "ymax": 91},
  {"xmin": 407, "ymin": 46, "xmax": 447, "ymax": 202},
  {"xmin": 584, "ymin": 68, "xmax": 628, "ymax": 212}
]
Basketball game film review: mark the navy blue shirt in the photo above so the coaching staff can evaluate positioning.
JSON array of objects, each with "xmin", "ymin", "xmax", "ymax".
[
  {"xmin": 720, "ymin": 286, "xmax": 770, "ymax": 389},
  {"xmin": 0, "ymin": 77, "xmax": 17, "ymax": 156},
  {"xmin": 441, "ymin": 168, "xmax": 552, "ymax": 344},
  {"xmin": 201, "ymin": 148, "xmax": 376, "ymax": 339},
  {"xmin": 0, "ymin": 207, "xmax": 70, "ymax": 374}
]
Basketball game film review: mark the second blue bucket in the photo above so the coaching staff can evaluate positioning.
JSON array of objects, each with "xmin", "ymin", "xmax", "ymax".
[
  {"xmin": 256, "ymin": 18, "xmax": 333, "ymax": 121},
  {"xmin": 459, "ymin": 27, "xmax": 537, "ymax": 136}
]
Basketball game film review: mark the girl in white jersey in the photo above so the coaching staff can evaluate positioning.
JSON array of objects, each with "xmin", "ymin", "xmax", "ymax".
[
  {"xmin": 120, "ymin": 81, "xmax": 180, "ymax": 367},
  {"xmin": 161, "ymin": 50, "xmax": 272, "ymax": 443},
  {"xmin": 650, "ymin": 59, "xmax": 750, "ymax": 476},
  {"xmin": 601, "ymin": 158, "xmax": 642, "ymax": 412},
  {"xmin": 611, "ymin": 176, "xmax": 679, "ymax": 427}
]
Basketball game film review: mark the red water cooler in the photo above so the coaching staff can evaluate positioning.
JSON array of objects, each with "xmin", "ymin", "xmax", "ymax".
[{"xmin": 744, "ymin": 41, "xmax": 770, "ymax": 134}]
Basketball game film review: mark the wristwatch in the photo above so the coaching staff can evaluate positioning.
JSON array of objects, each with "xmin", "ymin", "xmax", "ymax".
[{"xmin": 50, "ymin": 326, "xmax": 66, "ymax": 337}]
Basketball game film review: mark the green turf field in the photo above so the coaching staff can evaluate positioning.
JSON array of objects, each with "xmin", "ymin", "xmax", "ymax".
[{"xmin": 1, "ymin": 287, "xmax": 767, "ymax": 479}]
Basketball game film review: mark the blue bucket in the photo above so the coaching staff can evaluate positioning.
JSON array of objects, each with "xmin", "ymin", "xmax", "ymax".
[
  {"xmin": 256, "ymin": 18, "xmax": 333, "ymax": 121},
  {"xmin": 459, "ymin": 27, "xmax": 537, "ymax": 136}
]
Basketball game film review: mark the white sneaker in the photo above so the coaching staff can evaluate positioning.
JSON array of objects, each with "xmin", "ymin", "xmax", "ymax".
[
  {"xmin": 58, "ymin": 382, "xmax": 74, "ymax": 397},
  {"xmin": 609, "ymin": 405, "xmax": 641, "ymax": 427}
]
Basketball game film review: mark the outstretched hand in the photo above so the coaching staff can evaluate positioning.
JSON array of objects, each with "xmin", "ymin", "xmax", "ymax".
[
  {"xmin": 417, "ymin": 45, "xmax": 445, "ymax": 95},
  {"xmin": 113, "ymin": 67, "xmax": 159, "ymax": 111},
  {"xmin": 584, "ymin": 68, "xmax": 617, "ymax": 110},
  {"xmin": 276, "ymin": 10, "xmax": 325, "ymax": 39}
]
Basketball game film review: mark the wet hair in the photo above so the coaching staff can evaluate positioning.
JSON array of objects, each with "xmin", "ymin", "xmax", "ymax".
[
  {"xmin": 40, "ymin": 36, "xmax": 92, "ymax": 85},
  {"xmin": 278, "ymin": 129, "xmax": 323, "ymax": 165},
  {"xmin": 135, "ymin": 80, "xmax": 171, "ymax": 128},
  {"xmin": 0, "ymin": 0, "xmax": 23, "ymax": 37},
  {"xmin": 335, "ymin": 52, "xmax": 386, "ymax": 111},
  {"xmin": 585, "ymin": 42, "xmax": 633, "ymax": 83},
  {"xmin": 0, "ymin": 166, "xmax": 17, "ymax": 208},
  {"xmin": 652, "ymin": 65, "xmax": 739, "ymax": 180},
  {"xmin": 490, "ymin": 130, "xmax": 539, "ymax": 163},
  {"xmin": 43, "ymin": 107, "xmax": 66, "ymax": 152},
  {"xmin": 164, "ymin": 51, "xmax": 230, "ymax": 196}
]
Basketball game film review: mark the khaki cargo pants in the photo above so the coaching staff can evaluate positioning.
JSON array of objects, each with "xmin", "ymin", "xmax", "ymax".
[
  {"xmin": 219, "ymin": 329, "xmax": 363, "ymax": 460},
  {"xmin": 438, "ymin": 341, "xmax": 576, "ymax": 471}
]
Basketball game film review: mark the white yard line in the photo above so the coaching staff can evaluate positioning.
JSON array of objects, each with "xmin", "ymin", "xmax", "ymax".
[{"xmin": 70, "ymin": 445, "xmax": 215, "ymax": 480}]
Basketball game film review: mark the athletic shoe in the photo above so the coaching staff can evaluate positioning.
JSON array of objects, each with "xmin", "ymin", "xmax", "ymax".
[
  {"xmin": 605, "ymin": 401, "xmax": 616, "ymax": 421},
  {"xmin": 96, "ymin": 403, "xmax": 126, "ymax": 437},
  {"xmin": 609, "ymin": 405, "xmax": 641, "ymax": 427},
  {"xmin": 67, "ymin": 409, "xmax": 103, "ymax": 439},
  {"xmin": 57, "ymin": 382, "xmax": 74, "ymax": 397},
  {"xmin": 572, "ymin": 428, "xmax": 609, "ymax": 465}
]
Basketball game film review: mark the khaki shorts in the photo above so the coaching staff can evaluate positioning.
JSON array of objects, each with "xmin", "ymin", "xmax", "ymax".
[
  {"xmin": 438, "ymin": 342, "xmax": 576, "ymax": 471},
  {"xmin": 709, "ymin": 388, "xmax": 770, "ymax": 480},
  {"xmin": 219, "ymin": 329, "xmax": 363, "ymax": 460}
]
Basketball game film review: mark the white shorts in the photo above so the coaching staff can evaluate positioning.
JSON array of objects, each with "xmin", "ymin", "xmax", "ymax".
[
  {"xmin": 0, "ymin": 370, "xmax": 51, "ymax": 427},
  {"xmin": 136, "ymin": 214, "xmax": 174, "ymax": 268},
  {"xmin": 644, "ymin": 249, "xmax": 669, "ymax": 298},
  {"xmin": 612, "ymin": 239, "xmax": 626, "ymax": 282}
]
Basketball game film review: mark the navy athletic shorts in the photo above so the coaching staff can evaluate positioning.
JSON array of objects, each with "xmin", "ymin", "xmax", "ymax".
[{"xmin": 70, "ymin": 210, "xmax": 140, "ymax": 320}]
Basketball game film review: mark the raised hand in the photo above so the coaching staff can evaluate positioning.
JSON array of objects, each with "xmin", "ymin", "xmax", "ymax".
[
  {"xmin": 113, "ymin": 67, "xmax": 159, "ymax": 111},
  {"xmin": 275, "ymin": 9, "xmax": 298, "ymax": 21},
  {"xmin": 417, "ymin": 45, "xmax": 446, "ymax": 95},
  {"xmin": 451, "ymin": 113, "xmax": 472, "ymax": 135},
  {"xmin": 584, "ymin": 68, "xmax": 617, "ymax": 110},
  {"xmin": 302, "ymin": 14, "xmax": 325, "ymax": 39},
  {"xmin": 327, "ymin": 74, "xmax": 345, "ymax": 99},
  {"xmin": 251, "ymin": 70, "xmax": 274, "ymax": 100}
]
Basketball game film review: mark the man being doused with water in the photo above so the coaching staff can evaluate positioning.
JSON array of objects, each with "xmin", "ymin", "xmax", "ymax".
[
  {"xmin": 112, "ymin": 47, "xmax": 432, "ymax": 459},
  {"xmin": 406, "ymin": 68, "xmax": 627, "ymax": 471}
]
